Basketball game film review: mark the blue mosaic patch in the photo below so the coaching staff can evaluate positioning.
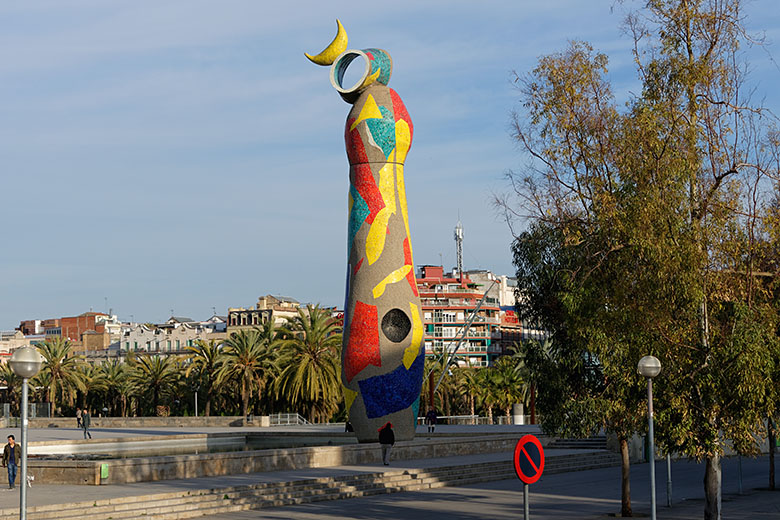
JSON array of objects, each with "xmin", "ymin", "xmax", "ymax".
[
  {"xmin": 348, "ymin": 184, "xmax": 370, "ymax": 252},
  {"xmin": 359, "ymin": 353, "xmax": 425, "ymax": 419},
  {"xmin": 366, "ymin": 106, "xmax": 395, "ymax": 158},
  {"xmin": 364, "ymin": 48, "xmax": 392, "ymax": 86}
]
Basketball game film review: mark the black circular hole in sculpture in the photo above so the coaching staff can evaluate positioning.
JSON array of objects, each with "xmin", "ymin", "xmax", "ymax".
[{"xmin": 381, "ymin": 308, "xmax": 411, "ymax": 343}]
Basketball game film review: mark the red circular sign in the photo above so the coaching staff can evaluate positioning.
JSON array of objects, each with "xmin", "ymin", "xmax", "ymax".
[{"xmin": 513, "ymin": 434, "xmax": 545, "ymax": 484}]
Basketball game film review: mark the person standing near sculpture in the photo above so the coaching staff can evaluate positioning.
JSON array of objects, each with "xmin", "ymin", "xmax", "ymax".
[
  {"xmin": 2, "ymin": 435, "xmax": 21, "ymax": 489},
  {"xmin": 425, "ymin": 408, "xmax": 438, "ymax": 435},
  {"xmin": 82, "ymin": 409, "xmax": 92, "ymax": 439},
  {"xmin": 76, "ymin": 407, "xmax": 82, "ymax": 429},
  {"xmin": 378, "ymin": 422, "xmax": 395, "ymax": 465}
]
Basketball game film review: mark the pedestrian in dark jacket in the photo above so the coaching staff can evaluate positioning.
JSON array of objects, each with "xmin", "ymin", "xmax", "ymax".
[
  {"xmin": 2, "ymin": 435, "xmax": 21, "ymax": 489},
  {"xmin": 425, "ymin": 409, "xmax": 438, "ymax": 434},
  {"xmin": 378, "ymin": 422, "xmax": 395, "ymax": 465},
  {"xmin": 82, "ymin": 409, "xmax": 92, "ymax": 439}
]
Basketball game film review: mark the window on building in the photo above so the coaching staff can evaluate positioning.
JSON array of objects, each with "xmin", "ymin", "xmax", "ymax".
[{"xmin": 176, "ymin": 340, "xmax": 180, "ymax": 349}]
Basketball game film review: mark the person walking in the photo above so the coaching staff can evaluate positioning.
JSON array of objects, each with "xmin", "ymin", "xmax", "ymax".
[
  {"xmin": 76, "ymin": 407, "xmax": 82, "ymax": 429},
  {"xmin": 2, "ymin": 435, "xmax": 21, "ymax": 489},
  {"xmin": 425, "ymin": 408, "xmax": 438, "ymax": 435},
  {"xmin": 378, "ymin": 422, "xmax": 395, "ymax": 466},
  {"xmin": 82, "ymin": 409, "xmax": 92, "ymax": 439}
]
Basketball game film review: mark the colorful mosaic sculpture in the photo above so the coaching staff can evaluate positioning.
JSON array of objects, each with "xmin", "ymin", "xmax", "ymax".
[{"xmin": 306, "ymin": 21, "xmax": 423, "ymax": 442}]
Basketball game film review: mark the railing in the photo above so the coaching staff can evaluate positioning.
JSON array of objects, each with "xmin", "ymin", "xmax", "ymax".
[
  {"xmin": 269, "ymin": 412, "xmax": 311, "ymax": 426},
  {"xmin": 416, "ymin": 414, "xmax": 533, "ymax": 425}
]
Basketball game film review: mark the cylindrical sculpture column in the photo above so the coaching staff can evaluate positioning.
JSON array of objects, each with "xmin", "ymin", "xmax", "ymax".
[{"xmin": 333, "ymin": 48, "xmax": 424, "ymax": 442}]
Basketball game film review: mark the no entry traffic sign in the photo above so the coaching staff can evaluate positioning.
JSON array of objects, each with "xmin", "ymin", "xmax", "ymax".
[{"xmin": 514, "ymin": 434, "xmax": 545, "ymax": 484}]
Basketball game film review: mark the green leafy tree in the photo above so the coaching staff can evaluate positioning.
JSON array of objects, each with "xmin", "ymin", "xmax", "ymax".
[
  {"xmin": 501, "ymin": 2, "xmax": 780, "ymax": 518},
  {"xmin": 275, "ymin": 305, "xmax": 342, "ymax": 422},
  {"xmin": 185, "ymin": 339, "xmax": 225, "ymax": 417},
  {"xmin": 36, "ymin": 337, "xmax": 84, "ymax": 415}
]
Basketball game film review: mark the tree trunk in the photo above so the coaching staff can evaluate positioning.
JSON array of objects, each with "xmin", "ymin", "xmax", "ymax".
[
  {"xmin": 205, "ymin": 397, "xmax": 212, "ymax": 417},
  {"xmin": 620, "ymin": 437, "xmax": 632, "ymax": 517},
  {"xmin": 704, "ymin": 453, "xmax": 722, "ymax": 520},
  {"xmin": 241, "ymin": 376, "xmax": 249, "ymax": 425},
  {"xmin": 769, "ymin": 417, "xmax": 776, "ymax": 491},
  {"xmin": 530, "ymin": 382, "xmax": 536, "ymax": 424}
]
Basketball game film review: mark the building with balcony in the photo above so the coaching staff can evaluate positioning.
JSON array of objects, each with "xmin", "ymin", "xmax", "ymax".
[
  {"xmin": 227, "ymin": 295, "xmax": 301, "ymax": 335},
  {"xmin": 416, "ymin": 265, "xmax": 502, "ymax": 367}
]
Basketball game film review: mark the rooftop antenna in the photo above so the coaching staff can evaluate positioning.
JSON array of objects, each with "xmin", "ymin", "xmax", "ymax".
[{"xmin": 454, "ymin": 218, "xmax": 464, "ymax": 282}]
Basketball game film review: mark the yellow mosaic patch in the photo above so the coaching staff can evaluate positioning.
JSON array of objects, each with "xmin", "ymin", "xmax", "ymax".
[
  {"xmin": 372, "ymin": 264, "xmax": 412, "ymax": 299},
  {"xmin": 343, "ymin": 385, "xmax": 358, "ymax": 412},
  {"xmin": 365, "ymin": 162, "xmax": 396, "ymax": 265},
  {"xmin": 349, "ymin": 94, "xmax": 383, "ymax": 132},
  {"xmin": 403, "ymin": 302, "xmax": 423, "ymax": 369}
]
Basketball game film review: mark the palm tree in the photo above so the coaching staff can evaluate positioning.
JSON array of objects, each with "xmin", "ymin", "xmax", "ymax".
[
  {"xmin": 275, "ymin": 305, "xmax": 342, "ymax": 423},
  {"xmin": 0, "ymin": 363, "xmax": 21, "ymax": 415},
  {"xmin": 74, "ymin": 362, "xmax": 108, "ymax": 411},
  {"xmin": 453, "ymin": 363, "xmax": 481, "ymax": 423},
  {"xmin": 217, "ymin": 328, "xmax": 276, "ymax": 423},
  {"xmin": 129, "ymin": 355, "xmax": 179, "ymax": 415},
  {"xmin": 475, "ymin": 367, "xmax": 501, "ymax": 423},
  {"xmin": 100, "ymin": 360, "xmax": 133, "ymax": 417},
  {"xmin": 36, "ymin": 337, "xmax": 84, "ymax": 415},
  {"xmin": 30, "ymin": 370, "xmax": 52, "ymax": 414},
  {"xmin": 184, "ymin": 339, "xmax": 224, "ymax": 417},
  {"xmin": 490, "ymin": 356, "xmax": 528, "ymax": 420}
]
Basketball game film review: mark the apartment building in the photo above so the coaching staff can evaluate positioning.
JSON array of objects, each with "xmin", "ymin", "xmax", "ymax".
[{"xmin": 416, "ymin": 265, "xmax": 502, "ymax": 367}]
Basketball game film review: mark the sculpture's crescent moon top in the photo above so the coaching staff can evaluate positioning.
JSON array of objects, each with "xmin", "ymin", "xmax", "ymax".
[{"xmin": 305, "ymin": 19, "xmax": 348, "ymax": 66}]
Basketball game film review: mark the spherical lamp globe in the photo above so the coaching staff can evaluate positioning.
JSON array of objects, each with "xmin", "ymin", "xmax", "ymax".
[
  {"xmin": 637, "ymin": 355, "xmax": 662, "ymax": 379},
  {"xmin": 9, "ymin": 346, "xmax": 43, "ymax": 379}
]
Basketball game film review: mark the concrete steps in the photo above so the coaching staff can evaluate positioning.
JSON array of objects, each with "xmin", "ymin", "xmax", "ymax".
[
  {"xmin": 0, "ymin": 451, "xmax": 620, "ymax": 520},
  {"xmin": 547, "ymin": 436, "xmax": 608, "ymax": 450}
]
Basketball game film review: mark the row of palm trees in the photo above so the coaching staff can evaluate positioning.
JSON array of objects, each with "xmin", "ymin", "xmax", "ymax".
[
  {"xmin": 0, "ymin": 305, "xmax": 531, "ymax": 422},
  {"xmin": 421, "ymin": 345, "xmax": 529, "ymax": 422}
]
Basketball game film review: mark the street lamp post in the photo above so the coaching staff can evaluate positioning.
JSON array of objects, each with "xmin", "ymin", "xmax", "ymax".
[
  {"xmin": 637, "ymin": 355, "xmax": 662, "ymax": 520},
  {"xmin": 9, "ymin": 347, "xmax": 42, "ymax": 520}
]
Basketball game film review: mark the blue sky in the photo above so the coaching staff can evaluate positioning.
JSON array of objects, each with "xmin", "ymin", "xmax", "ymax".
[{"xmin": 1, "ymin": 1, "xmax": 778, "ymax": 329}]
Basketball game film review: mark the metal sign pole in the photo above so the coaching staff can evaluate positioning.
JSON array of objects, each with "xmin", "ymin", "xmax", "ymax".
[
  {"xmin": 523, "ymin": 483, "xmax": 529, "ymax": 520},
  {"xmin": 666, "ymin": 454, "xmax": 672, "ymax": 507}
]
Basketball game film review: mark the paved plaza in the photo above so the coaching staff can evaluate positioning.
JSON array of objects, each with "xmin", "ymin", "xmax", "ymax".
[{"xmin": 0, "ymin": 425, "xmax": 775, "ymax": 519}]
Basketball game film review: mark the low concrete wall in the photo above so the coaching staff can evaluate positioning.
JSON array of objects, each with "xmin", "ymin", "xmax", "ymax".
[
  {"xmin": 29, "ymin": 433, "xmax": 246, "ymax": 456},
  {"xmin": 28, "ymin": 433, "xmax": 536, "ymax": 485},
  {"xmin": 26, "ymin": 416, "xmax": 269, "ymax": 429}
]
